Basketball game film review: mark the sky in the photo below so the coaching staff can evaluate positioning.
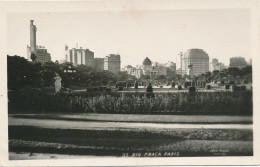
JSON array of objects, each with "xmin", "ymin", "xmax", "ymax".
[{"xmin": 7, "ymin": 9, "xmax": 251, "ymax": 68}]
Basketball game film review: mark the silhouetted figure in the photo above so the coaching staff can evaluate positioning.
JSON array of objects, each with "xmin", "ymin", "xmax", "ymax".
[
  {"xmin": 171, "ymin": 81, "xmax": 175, "ymax": 88},
  {"xmin": 134, "ymin": 81, "xmax": 138, "ymax": 89},
  {"xmin": 146, "ymin": 82, "xmax": 154, "ymax": 98},
  {"xmin": 146, "ymin": 83, "xmax": 153, "ymax": 92}
]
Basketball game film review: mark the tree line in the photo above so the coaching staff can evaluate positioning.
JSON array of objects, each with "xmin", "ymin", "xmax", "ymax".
[
  {"xmin": 7, "ymin": 55, "xmax": 136, "ymax": 90},
  {"xmin": 7, "ymin": 55, "xmax": 252, "ymax": 90}
]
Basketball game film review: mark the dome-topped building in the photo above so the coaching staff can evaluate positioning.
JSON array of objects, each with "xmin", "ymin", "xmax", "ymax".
[
  {"xmin": 181, "ymin": 48, "xmax": 209, "ymax": 76},
  {"xmin": 143, "ymin": 57, "xmax": 152, "ymax": 66}
]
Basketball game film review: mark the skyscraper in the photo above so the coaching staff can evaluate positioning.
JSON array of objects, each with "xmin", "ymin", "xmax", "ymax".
[
  {"xmin": 27, "ymin": 20, "xmax": 51, "ymax": 63},
  {"xmin": 181, "ymin": 49, "xmax": 209, "ymax": 76},
  {"xmin": 30, "ymin": 20, "xmax": 36, "ymax": 54}
]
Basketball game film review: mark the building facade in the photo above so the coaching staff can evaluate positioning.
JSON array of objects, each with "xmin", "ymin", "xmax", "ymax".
[
  {"xmin": 181, "ymin": 49, "xmax": 209, "ymax": 76},
  {"xmin": 229, "ymin": 57, "xmax": 248, "ymax": 69},
  {"xmin": 94, "ymin": 58, "xmax": 104, "ymax": 71},
  {"xmin": 104, "ymin": 54, "xmax": 121, "ymax": 74},
  {"xmin": 141, "ymin": 65, "xmax": 167, "ymax": 76},
  {"xmin": 123, "ymin": 57, "xmax": 169, "ymax": 79},
  {"xmin": 35, "ymin": 46, "xmax": 51, "ymax": 63},
  {"xmin": 124, "ymin": 66, "xmax": 143, "ymax": 79},
  {"xmin": 141, "ymin": 58, "xmax": 167, "ymax": 76},
  {"xmin": 64, "ymin": 46, "xmax": 121, "ymax": 73},
  {"xmin": 164, "ymin": 61, "xmax": 176, "ymax": 73},
  {"xmin": 27, "ymin": 20, "xmax": 51, "ymax": 63},
  {"xmin": 210, "ymin": 58, "xmax": 225, "ymax": 72},
  {"xmin": 65, "ymin": 45, "xmax": 95, "ymax": 67}
]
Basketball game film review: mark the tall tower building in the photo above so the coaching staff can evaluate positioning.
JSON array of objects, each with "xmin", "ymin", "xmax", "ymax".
[
  {"xmin": 181, "ymin": 48, "xmax": 209, "ymax": 76},
  {"xmin": 27, "ymin": 20, "xmax": 51, "ymax": 63},
  {"xmin": 30, "ymin": 20, "xmax": 37, "ymax": 54}
]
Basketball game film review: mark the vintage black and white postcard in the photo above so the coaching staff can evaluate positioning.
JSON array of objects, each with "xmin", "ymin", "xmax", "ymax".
[{"xmin": 0, "ymin": 0, "xmax": 259, "ymax": 166}]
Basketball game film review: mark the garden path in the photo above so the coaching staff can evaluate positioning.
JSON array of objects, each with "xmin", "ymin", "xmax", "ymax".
[{"xmin": 9, "ymin": 116, "xmax": 252, "ymax": 130}]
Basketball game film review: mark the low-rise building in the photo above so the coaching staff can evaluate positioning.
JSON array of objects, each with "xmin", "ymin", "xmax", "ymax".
[
  {"xmin": 104, "ymin": 54, "xmax": 121, "ymax": 74},
  {"xmin": 124, "ymin": 57, "xmax": 168, "ymax": 78},
  {"xmin": 94, "ymin": 58, "xmax": 104, "ymax": 71},
  {"xmin": 35, "ymin": 46, "xmax": 51, "ymax": 63},
  {"xmin": 210, "ymin": 58, "xmax": 225, "ymax": 72},
  {"xmin": 65, "ymin": 45, "xmax": 94, "ymax": 67}
]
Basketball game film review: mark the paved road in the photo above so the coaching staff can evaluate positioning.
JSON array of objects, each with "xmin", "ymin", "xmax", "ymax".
[
  {"xmin": 9, "ymin": 114, "xmax": 253, "ymax": 124},
  {"xmin": 9, "ymin": 116, "xmax": 252, "ymax": 130}
]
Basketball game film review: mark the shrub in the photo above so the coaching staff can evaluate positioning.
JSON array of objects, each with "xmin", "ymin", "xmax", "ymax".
[
  {"xmin": 171, "ymin": 82, "xmax": 175, "ymax": 88},
  {"xmin": 206, "ymin": 85, "xmax": 211, "ymax": 90},
  {"xmin": 240, "ymin": 86, "xmax": 246, "ymax": 91},
  {"xmin": 8, "ymin": 88, "xmax": 253, "ymax": 115},
  {"xmin": 225, "ymin": 84, "xmax": 230, "ymax": 90},
  {"xmin": 188, "ymin": 86, "xmax": 196, "ymax": 93},
  {"xmin": 184, "ymin": 82, "xmax": 191, "ymax": 88},
  {"xmin": 231, "ymin": 85, "xmax": 240, "ymax": 92}
]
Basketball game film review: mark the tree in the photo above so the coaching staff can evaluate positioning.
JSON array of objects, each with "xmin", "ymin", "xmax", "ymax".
[
  {"xmin": 42, "ymin": 62, "xmax": 62, "ymax": 87},
  {"xmin": 183, "ymin": 74, "xmax": 190, "ymax": 81},
  {"xmin": 167, "ymin": 69, "xmax": 180, "ymax": 81},
  {"xmin": 116, "ymin": 71, "xmax": 128, "ymax": 81},
  {"xmin": 240, "ymin": 65, "xmax": 252, "ymax": 83},
  {"xmin": 75, "ymin": 65, "xmax": 94, "ymax": 85},
  {"xmin": 211, "ymin": 70, "xmax": 220, "ymax": 82},
  {"xmin": 8, "ymin": 55, "xmax": 42, "ymax": 90},
  {"xmin": 142, "ymin": 57, "xmax": 152, "ymax": 66},
  {"xmin": 141, "ymin": 74, "xmax": 150, "ymax": 80},
  {"xmin": 204, "ymin": 72, "xmax": 212, "ymax": 83},
  {"xmin": 30, "ymin": 53, "xmax": 37, "ymax": 63},
  {"xmin": 155, "ymin": 75, "xmax": 167, "ymax": 83}
]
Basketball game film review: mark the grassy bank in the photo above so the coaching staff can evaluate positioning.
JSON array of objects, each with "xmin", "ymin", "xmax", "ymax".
[
  {"xmin": 8, "ymin": 88, "xmax": 252, "ymax": 115},
  {"xmin": 9, "ymin": 126, "xmax": 253, "ymax": 141},
  {"xmin": 9, "ymin": 139, "xmax": 253, "ymax": 157}
]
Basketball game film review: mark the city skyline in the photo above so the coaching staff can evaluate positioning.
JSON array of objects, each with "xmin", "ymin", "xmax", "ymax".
[
  {"xmin": 1, "ymin": 0, "xmax": 258, "ymax": 164},
  {"xmin": 7, "ymin": 9, "xmax": 251, "ymax": 68}
]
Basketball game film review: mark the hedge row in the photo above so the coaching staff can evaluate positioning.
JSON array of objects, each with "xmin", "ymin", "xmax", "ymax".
[{"xmin": 8, "ymin": 88, "xmax": 252, "ymax": 115}]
